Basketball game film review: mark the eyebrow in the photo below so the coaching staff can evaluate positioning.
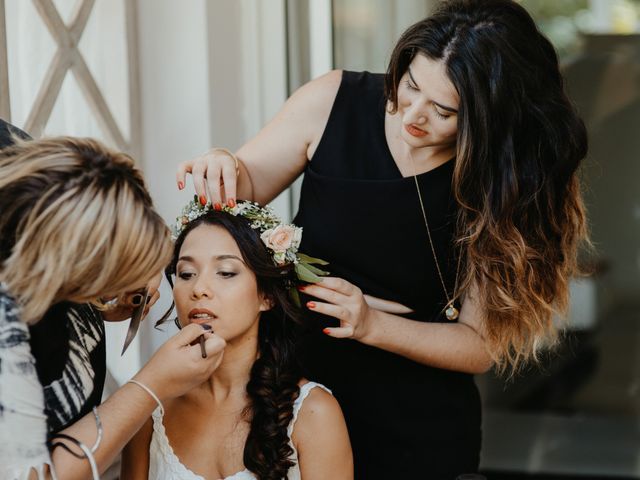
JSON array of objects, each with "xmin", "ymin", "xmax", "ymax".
[
  {"xmin": 408, "ymin": 67, "xmax": 459, "ymax": 114},
  {"xmin": 178, "ymin": 254, "xmax": 246, "ymax": 264}
]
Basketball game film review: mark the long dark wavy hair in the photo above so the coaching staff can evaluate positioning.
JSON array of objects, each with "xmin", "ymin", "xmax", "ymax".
[
  {"xmin": 385, "ymin": 0, "xmax": 590, "ymax": 374},
  {"xmin": 161, "ymin": 211, "xmax": 303, "ymax": 479}
]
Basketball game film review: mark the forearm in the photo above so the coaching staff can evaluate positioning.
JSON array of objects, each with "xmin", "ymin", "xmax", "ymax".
[
  {"xmin": 51, "ymin": 382, "xmax": 157, "ymax": 480},
  {"xmin": 361, "ymin": 310, "xmax": 493, "ymax": 374}
]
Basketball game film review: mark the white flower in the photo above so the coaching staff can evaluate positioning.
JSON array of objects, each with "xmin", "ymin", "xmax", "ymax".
[{"xmin": 273, "ymin": 251, "xmax": 286, "ymax": 265}]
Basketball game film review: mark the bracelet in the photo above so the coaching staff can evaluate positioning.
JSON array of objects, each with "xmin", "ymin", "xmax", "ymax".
[
  {"xmin": 127, "ymin": 379, "xmax": 164, "ymax": 415},
  {"xmin": 90, "ymin": 407, "xmax": 103, "ymax": 453},
  {"xmin": 47, "ymin": 407, "xmax": 102, "ymax": 480},
  {"xmin": 210, "ymin": 147, "xmax": 240, "ymax": 178},
  {"xmin": 50, "ymin": 434, "xmax": 100, "ymax": 480}
]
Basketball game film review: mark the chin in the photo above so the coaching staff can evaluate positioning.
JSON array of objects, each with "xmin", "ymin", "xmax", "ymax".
[{"xmin": 401, "ymin": 132, "xmax": 429, "ymax": 147}]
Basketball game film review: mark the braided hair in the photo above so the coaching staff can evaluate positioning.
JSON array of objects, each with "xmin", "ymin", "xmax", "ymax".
[{"xmin": 162, "ymin": 210, "xmax": 304, "ymax": 479}]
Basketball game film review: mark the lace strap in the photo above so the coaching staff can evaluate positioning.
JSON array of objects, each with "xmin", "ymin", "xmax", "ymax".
[{"xmin": 287, "ymin": 382, "xmax": 332, "ymax": 438}]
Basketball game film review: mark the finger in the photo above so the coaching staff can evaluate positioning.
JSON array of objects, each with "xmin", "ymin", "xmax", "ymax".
[
  {"xmin": 309, "ymin": 277, "xmax": 358, "ymax": 296},
  {"xmin": 202, "ymin": 334, "xmax": 226, "ymax": 357},
  {"xmin": 205, "ymin": 157, "xmax": 223, "ymax": 208},
  {"xmin": 302, "ymin": 284, "xmax": 350, "ymax": 305},
  {"xmin": 174, "ymin": 322, "xmax": 215, "ymax": 345},
  {"xmin": 176, "ymin": 159, "xmax": 194, "ymax": 190},
  {"xmin": 323, "ymin": 325, "xmax": 354, "ymax": 339},
  {"xmin": 191, "ymin": 159, "xmax": 208, "ymax": 202},
  {"xmin": 221, "ymin": 158, "xmax": 237, "ymax": 205},
  {"xmin": 363, "ymin": 294, "xmax": 413, "ymax": 314},
  {"xmin": 306, "ymin": 300, "xmax": 347, "ymax": 320},
  {"xmin": 144, "ymin": 290, "xmax": 160, "ymax": 315}
]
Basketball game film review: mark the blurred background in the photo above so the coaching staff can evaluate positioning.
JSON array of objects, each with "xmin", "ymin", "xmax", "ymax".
[{"xmin": 1, "ymin": 0, "xmax": 639, "ymax": 478}]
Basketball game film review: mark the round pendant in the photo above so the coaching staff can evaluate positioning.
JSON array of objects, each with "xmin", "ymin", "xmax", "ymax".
[{"xmin": 445, "ymin": 304, "xmax": 459, "ymax": 321}]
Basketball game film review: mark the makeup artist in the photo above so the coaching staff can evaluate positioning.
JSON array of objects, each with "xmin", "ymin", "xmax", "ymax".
[
  {"xmin": 177, "ymin": 1, "xmax": 590, "ymax": 478},
  {"xmin": 0, "ymin": 127, "xmax": 226, "ymax": 480}
]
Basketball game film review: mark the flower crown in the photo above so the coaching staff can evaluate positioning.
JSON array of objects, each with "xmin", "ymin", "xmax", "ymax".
[{"xmin": 173, "ymin": 196, "xmax": 329, "ymax": 286}]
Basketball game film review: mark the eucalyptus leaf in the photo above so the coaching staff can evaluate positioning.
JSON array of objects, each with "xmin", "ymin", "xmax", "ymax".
[
  {"xmin": 289, "ymin": 286, "xmax": 301, "ymax": 307},
  {"xmin": 295, "ymin": 263, "xmax": 323, "ymax": 283},
  {"xmin": 300, "ymin": 261, "xmax": 329, "ymax": 277},
  {"xmin": 297, "ymin": 253, "xmax": 329, "ymax": 265}
]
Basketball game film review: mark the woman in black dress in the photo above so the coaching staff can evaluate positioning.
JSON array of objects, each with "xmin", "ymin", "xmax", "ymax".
[{"xmin": 178, "ymin": 1, "xmax": 589, "ymax": 477}]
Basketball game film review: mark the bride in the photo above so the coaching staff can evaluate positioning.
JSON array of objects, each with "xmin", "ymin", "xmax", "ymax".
[{"xmin": 121, "ymin": 199, "xmax": 353, "ymax": 479}]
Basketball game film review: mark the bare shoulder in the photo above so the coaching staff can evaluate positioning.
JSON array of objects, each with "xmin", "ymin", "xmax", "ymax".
[
  {"xmin": 293, "ymin": 381, "xmax": 353, "ymax": 478},
  {"xmin": 293, "ymin": 381, "xmax": 344, "ymax": 438},
  {"xmin": 301, "ymin": 385, "xmax": 339, "ymax": 415},
  {"xmin": 285, "ymin": 70, "xmax": 343, "ymax": 158},
  {"xmin": 284, "ymin": 70, "xmax": 343, "ymax": 123},
  {"xmin": 292, "ymin": 69, "xmax": 343, "ymax": 103}
]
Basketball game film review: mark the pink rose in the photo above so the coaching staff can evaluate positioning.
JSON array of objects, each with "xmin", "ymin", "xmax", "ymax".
[{"xmin": 260, "ymin": 225, "xmax": 301, "ymax": 253}]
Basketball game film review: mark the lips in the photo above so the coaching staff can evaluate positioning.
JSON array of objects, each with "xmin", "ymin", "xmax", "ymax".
[
  {"xmin": 188, "ymin": 308, "xmax": 217, "ymax": 324},
  {"xmin": 405, "ymin": 124, "xmax": 428, "ymax": 137}
]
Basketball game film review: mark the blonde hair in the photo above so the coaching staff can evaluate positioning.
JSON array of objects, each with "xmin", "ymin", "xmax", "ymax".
[{"xmin": 0, "ymin": 136, "xmax": 172, "ymax": 324}]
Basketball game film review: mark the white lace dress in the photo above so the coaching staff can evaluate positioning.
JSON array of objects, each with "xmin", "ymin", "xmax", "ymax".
[{"xmin": 148, "ymin": 381, "xmax": 331, "ymax": 480}]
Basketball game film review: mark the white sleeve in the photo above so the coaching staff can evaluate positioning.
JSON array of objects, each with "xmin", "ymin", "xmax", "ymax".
[{"xmin": 0, "ymin": 292, "xmax": 55, "ymax": 480}]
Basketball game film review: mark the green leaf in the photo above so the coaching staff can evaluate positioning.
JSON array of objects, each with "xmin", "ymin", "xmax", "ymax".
[
  {"xmin": 300, "ymin": 260, "xmax": 329, "ymax": 277},
  {"xmin": 295, "ymin": 263, "xmax": 323, "ymax": 283},
  {"xmin": 289, "ymin": 286, "xmax": 301, "ymax": 307},
  {"xmin": 297, "ymin": 253, "xmax": 329, "ymax": 265}
]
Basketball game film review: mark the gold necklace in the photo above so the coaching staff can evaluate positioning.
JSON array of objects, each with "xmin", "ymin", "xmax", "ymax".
[{"xmin": 409, "ymin": 151, "xmax": 461, "ymax": 321}]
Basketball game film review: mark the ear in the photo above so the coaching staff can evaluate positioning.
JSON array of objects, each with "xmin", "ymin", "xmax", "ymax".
[{"xmin": 259, "ymin": 293, "xmax": 275, "ymax": 312}]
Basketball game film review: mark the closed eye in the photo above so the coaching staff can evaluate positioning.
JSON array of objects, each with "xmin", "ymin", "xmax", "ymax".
[
  {"xmin": 178, "ymin": 272, "xmax": 195, "ymax": 280},
  {"xmin": 217, "ymin": 271, "xmax": 237, "ymax": 278},
  {"xmin": 404, "ymin": 80, "xmax": 419, "ymax": 92},
  {"xmin": 433, "ymin": 105, "xmax": 451, "ymax": 120}
]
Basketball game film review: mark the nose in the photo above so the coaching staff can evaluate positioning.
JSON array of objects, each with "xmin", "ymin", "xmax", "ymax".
[
  {"xmin": 404, "ymin": 101, "xmax": 428, "ymax": 126},
  {"xmin": 191, "ymin": 275, "xmax": 213, "ymax": 299}
]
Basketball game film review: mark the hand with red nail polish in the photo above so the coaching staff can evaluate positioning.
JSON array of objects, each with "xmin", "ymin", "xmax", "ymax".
[
  {"xmin": 175, "ymin": 148, "xmax": 240, "ymax": 207},
  {"xmin": 301, "ymin": 277, "xmax": 377, "ymax": 340}
]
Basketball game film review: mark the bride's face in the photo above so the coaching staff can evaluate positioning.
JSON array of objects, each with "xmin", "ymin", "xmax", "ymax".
[{"xmin": 173, "ymin": 224, "xmax": 271, "ymax": 343}]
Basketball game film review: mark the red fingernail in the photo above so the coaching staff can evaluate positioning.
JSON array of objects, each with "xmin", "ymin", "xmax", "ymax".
[
  {"xmin": 199, "ymin": 195, "xmax": 207, "ymax": 206},
  {"xmin": 228, "ymin": 198, "xmax": 236, "ymax": 208},
  {"xmin": 322, "ymin": 328, "xmax": 330, "ymax": 335},
  {"xmin": 306, "ymin": 301, "xmax": 316, "ymax": 309},
  {"xmin": 214, "ymin": 202, "xmax": 222, "ymax": 211},
  {"xmin": 297, "ymin": 285, "xmax": 306, "ymax": 291},
  {"xmin": 178, "ymin": 181, "xmax": 184, "ymax": 190}
]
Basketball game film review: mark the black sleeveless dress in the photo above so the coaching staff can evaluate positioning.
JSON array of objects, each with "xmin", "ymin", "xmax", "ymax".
[{"xmin": 294, "ymin": 72, "xmax": 481, "ymax": 479}]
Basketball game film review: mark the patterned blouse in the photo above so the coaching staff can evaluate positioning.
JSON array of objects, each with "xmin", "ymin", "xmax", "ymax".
[{"xmin": 0, "ymin": 284, "xmax": 105, "ymax": 479}]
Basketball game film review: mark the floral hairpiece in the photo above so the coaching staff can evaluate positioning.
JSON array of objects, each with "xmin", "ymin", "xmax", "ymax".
[{"xmin": 173, "ymin": 196, "xmax": 329, "ymax": 287}]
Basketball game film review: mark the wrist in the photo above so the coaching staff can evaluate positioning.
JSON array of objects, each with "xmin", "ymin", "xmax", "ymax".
[
  {"xmin": 359, "ymin": 308, "xmax": 381, "ymax": 344},
  {"xmin": 126, "ymin": 378, "xmax": 165, "ymax": 414},
  {"xmin": 131, "ymin": 369, "xmax": 168, "ymax": 403}
]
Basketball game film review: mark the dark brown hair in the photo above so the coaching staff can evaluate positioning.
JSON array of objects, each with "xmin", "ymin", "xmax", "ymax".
[
  {"xmin": 386, "ymin": 0, "xmax": 589, "ymax": 373},
  {"xmin": 162, "ymin": 211, "xmax": 303, "ymax": 479}
]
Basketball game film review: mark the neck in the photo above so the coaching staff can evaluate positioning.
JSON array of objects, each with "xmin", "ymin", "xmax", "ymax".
[
  {"xmin": 405, "ymin": 143, "xmax": 455, "ymax": 173},
  {"xmin": 200, "ymin": 333, "xmax": 259, "ymax": 402}
]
